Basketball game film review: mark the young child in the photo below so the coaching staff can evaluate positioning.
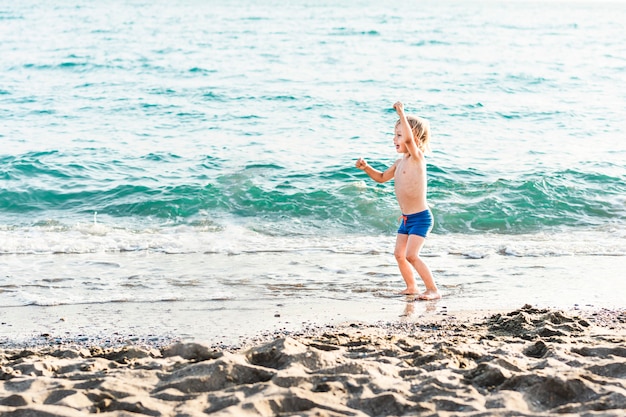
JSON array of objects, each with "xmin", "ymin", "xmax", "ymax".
[{"xmin": 355, "ymin": 102, "xmax": 440, "ymax": 300}]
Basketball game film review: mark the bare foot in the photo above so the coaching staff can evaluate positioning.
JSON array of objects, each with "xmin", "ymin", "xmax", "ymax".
[
  {"xmin": 399, "ymin": 288, "xmax": 419, "ymax": 295},
  {"xmin": 417, "ymin": 290, "xmax": 441, "ymax": 300}
]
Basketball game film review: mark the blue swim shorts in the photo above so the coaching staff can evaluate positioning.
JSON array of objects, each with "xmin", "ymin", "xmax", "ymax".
[{"xmin": 397, "ymin": 209, "xmax": 433, "ymax": 238}]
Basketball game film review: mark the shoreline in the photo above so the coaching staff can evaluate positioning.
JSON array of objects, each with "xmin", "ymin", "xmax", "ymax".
[
  {"xmin": 1, "ymin": 305, "xmax": 625, "ymax": 416},
  {"xmin": 1, "ymin": 299, "xmax": 623, "ymax": 350}
]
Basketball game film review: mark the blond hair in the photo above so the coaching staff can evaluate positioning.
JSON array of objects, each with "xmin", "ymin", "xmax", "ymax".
[{"xmin": 396, "ymin": 116, "xmax": 431, "ymax": 155}]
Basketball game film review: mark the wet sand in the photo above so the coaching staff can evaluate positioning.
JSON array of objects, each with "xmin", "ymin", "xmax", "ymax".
[{"xmin": 1, "ymin": 305, "xmax": 625, "ymax": 416}]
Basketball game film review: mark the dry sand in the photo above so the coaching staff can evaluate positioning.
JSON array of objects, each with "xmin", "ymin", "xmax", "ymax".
[{"xmin": 0, "ymin": 304, "xmax": 625, "ymax": 416}]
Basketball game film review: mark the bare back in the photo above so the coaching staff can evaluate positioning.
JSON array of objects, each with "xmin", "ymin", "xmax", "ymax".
[{"xmin": 394, "ymin": 153, "xmax": 428, "ymax": 214}]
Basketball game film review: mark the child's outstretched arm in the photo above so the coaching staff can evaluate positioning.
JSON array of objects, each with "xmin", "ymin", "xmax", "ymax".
[{"xmin": 356, "ymin": 157, "xmax": 397, "ymax": 183}]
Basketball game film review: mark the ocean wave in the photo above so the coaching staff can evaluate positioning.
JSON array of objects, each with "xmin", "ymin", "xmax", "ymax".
[
  {"xmin": 429, "ymin": 165, "xmax": 626, "ymax": 233},
  {"xmin": 1, "ymin": 152, "xmax": 624, "ymax": 236}
]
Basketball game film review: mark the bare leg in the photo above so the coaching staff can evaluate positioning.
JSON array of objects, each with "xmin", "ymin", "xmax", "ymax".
[
  {"xmin": 394, "ymin": 234, "xmax": 419, "ymax": 294},
  {"xmin": 405, "ymin": 235, "xmax": 441, "ymax": 300}
]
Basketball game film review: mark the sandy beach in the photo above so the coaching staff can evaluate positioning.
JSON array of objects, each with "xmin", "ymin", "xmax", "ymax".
[
  {"xmin": 2, "ymin": 0, "xmax": 626, "ymax": 415},
  {"xmin": 1, "ymin": 304, "xmax": 624, "ymax": 416}
]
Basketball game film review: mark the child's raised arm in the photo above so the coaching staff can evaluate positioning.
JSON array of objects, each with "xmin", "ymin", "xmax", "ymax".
[{"xmin": 393, "ymin": 102, "xmax": 422, "ymax": 159}]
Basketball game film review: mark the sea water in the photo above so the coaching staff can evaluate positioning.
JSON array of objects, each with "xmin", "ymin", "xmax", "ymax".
[{"xmin": 1, "ymin": 0, "xmax": 625, "ymax": 341}]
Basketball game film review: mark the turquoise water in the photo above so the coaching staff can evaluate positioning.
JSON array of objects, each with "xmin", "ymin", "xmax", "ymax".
[{"xmin": 1, "ymin": 0, "xmax": 625, "ymax": 322}]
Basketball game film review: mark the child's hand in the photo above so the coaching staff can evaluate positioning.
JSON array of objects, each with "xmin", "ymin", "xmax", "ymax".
[
  {"xmin": 355, "ymin": 158, "xmax": 368, "ymax": 170},
  {"xmin": 393, "ymin": 101, "xmax": 404, "ymax": 114}
]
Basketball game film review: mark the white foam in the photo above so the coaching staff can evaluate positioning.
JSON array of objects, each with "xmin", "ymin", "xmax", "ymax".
[{"xmin": 0, "ymin": 220, "xmax": 625, "ymax": 259}]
